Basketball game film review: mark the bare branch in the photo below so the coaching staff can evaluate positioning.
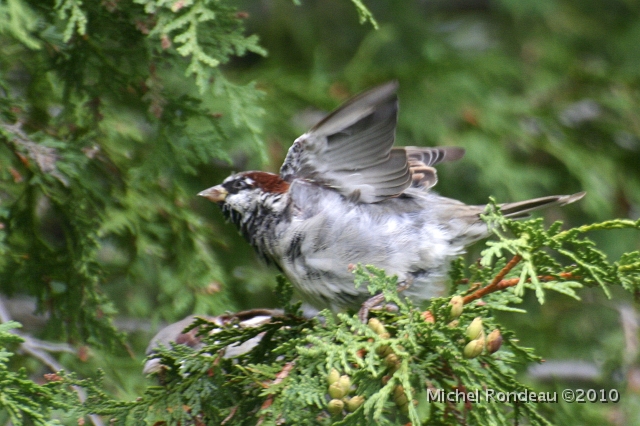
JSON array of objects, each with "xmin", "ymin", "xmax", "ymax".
[
  {"xmin": 462, "ymin": 256, "xmax": 579, "ymax": 305},
  {"xmin": 463, "ymin": 255, "xmax": 522, "ymax": 304}
]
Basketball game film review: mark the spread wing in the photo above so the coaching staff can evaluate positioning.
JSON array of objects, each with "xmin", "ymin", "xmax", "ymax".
[
  {"xmin": 279, "ymin": 81, "xmax": 466, "ymax": 203},
  {"xmin": 405, "ymin": 146, "xmax": 466, "ymax": 190},
  {"xmin": 279, "ymin": 81, "xmax": 411, "ymax": 203}
]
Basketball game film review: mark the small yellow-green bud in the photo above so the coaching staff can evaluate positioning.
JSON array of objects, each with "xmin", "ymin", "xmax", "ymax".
[
  {"xmin": 376, "ymin": 344, "xmax": 393, "ymax": 358},
  {"xmin": 449, "ymin": 295, "xmax": 464, "ymax": 319},
  {"xmin": 329, "ymin": 382, "xmax": 346, "ymax": 399},
  {"xmin": 327, "ymin": 399, "xmax": 344, "ymax": 416},
  {"xmin": 486, "ymin": 329, "xmax": 503, "ymax": 354},
  {"xmin": 345, "ymin": 395, "xmax": 365, "ymax": 412},
  {"xmin": 394, "ymin": 385, "xmax": 409, "ymax": 407},
  {"xmin": 368, "ymin": 318, "xmax": 387, "ymax": 336},
  {"xmin": 466, "ymin": 317, "xmax": 483, "ymax": 341},
  {"xmin": 385, "ymin": 353, "xmax": 400, "ymax": 372},
  {"xmin": 447, "ymin": 319, "xmax": 459, "ymax": 328},
  {"xmin": 327, "ymin": 368, "xmax": 340, "ymax": 385},
  {"xmin": 463, "ymin": 337, "xmax": 485, "ymax": 359},
  {"xmin": 338, "ymin": 375, "xmax": 351, "ymax": 395},
  {"xmin": 393, "ymin": 384, "xmax": 404, "ymax": 398},
  {"xmin": 398, "ymin": 399, "xmax": 417, "ymax": 416}
]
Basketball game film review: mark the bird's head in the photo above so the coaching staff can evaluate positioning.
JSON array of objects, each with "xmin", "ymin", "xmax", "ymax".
[{"xmin": 198, "ymin": 171, "xmax": 290, "ymax": 221}]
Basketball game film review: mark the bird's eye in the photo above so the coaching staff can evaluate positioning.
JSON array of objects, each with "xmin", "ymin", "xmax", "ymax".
[{"xmin": 225, "ymin": 179, "xmax": 250, "ymax": 194}]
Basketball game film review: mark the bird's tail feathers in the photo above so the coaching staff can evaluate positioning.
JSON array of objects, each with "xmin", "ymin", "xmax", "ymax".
[{"xmin": 498, "ymin": 192, "xmax": 586, "ymax": 219}]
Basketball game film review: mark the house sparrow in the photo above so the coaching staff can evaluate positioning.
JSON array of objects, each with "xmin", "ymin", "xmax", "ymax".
[{"xmin": 199, "ymin": 81, "xmax": 584, "ymax": 315}]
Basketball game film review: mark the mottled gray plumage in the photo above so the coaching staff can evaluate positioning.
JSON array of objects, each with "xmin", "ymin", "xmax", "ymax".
[{"xmin": 199, "ymin": 82, "xmax": 585, "ymax": 312}]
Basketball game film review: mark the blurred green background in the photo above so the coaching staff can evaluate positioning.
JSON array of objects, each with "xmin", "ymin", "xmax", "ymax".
[{"xmin": 1, "ymin": 0, "xmax": 639, "ymax": 424}]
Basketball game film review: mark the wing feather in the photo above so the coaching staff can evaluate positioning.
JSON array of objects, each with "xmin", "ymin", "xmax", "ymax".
[
  {"xmin": 403, "ymin": 146, "xmax": 466, "ymax": 189},
  {"xmin": 279, "ymin": 82, "xmax": 466, "ymax": 202},
  {"xmin": 280, "ymin": 81, "xmax": 411, "ymax": 203}
]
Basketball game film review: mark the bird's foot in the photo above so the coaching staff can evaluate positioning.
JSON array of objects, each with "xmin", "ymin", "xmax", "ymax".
[
  {"xmin": 357, "ymin": 278, "xmax": 413, "ymax": 323},
  {"xmin": 358, "ymin": 293, "xmax": 386, "ymax": 323}
]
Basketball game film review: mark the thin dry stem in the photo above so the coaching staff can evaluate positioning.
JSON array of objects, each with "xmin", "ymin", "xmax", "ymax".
[
  {"xmin": 463, "ymin": 255, "xmax": 522, "ymax": 304},
  {"xmin": 462, "ymin": 255, "xmax": 577, "ymax": 305}
]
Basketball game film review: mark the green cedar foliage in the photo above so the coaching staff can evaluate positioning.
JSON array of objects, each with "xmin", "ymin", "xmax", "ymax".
[
  {"xmin": 0, "ymin": 321, "xmax": 71, "ymax": 425},
  {"xmin": 0, "ymin": 0, "xmax": 270, "ymax": 345},
  {"xmin": 63, "ymin": 211, "xmax": 640, "ymax": 425},
  {"xmin": 0, "ymin": 0, "xmax": 639, "ymax": 424},
  {"xmin": 0, "ymin": 0, "xmax": 379, "ymax": 423}
]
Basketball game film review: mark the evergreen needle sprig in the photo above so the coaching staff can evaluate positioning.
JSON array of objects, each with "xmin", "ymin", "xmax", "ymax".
[
  {"xmin": 60, "ymin": 206, "xmax": 640, "ymax": 424},
  {"xmin": 471, "ymin": 200, "xmax": 640, "ymax": 306},
  {"xmin": 67, "ymin": 271, "xmax": 556, "ymax": 425}
]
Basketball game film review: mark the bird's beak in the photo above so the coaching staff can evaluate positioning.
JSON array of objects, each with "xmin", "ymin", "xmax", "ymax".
[{"xmin": 198, "ymin": 185, "xmax": 228, "ymax": 203}]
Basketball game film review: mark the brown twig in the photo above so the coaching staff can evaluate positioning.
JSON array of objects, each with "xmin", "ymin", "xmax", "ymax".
[
  {"xmin": 463, "ymin": 255, "xmax": 522, "ymax": 304},
  {"xmin": 221, "ymin": 405, "xmax": 238, "ymax": 425},
  {"xmin": 462, "ymin": 255, "xmax": 578, "ymax": 305},
  {"xmin": 256, "ymin": 361, "xmax": 295, "ymax": 426}
]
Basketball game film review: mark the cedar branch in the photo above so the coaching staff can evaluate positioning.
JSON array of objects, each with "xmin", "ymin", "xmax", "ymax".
[
  {"xmin": 463, "ymin": 255, "xmax": 522, "ymax": 304},
  {"xmin": 462, "ymin": 255, "xmax": 577, "ymax": 304}
]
